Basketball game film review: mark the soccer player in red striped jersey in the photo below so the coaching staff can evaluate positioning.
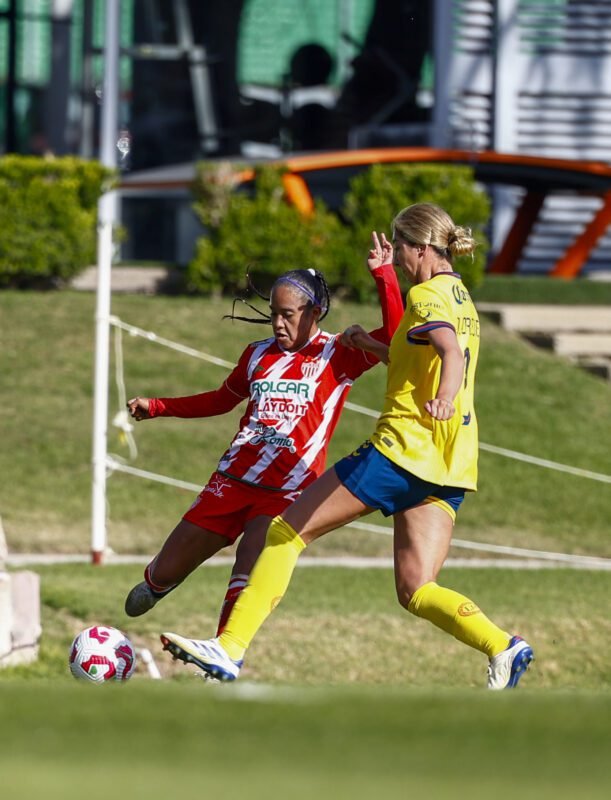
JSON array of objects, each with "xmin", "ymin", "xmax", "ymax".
[
  {"xmin": 124, "ymin": 234, "xmax": 403, "ymax": 633},
  {"xmin": 159, "ymin": 205, "xmax": 533, "ymax": 690}
]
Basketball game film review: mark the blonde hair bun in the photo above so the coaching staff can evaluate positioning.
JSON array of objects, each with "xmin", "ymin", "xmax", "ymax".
[
  {"xmin": 393, "ymin": 203, "xmax": 477, "ymax": 260},
  {"xmin": 448, "ymin": 225, "xmax": 476, "ymax": 258}
]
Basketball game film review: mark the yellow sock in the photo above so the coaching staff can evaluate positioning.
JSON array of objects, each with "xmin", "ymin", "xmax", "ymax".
[
  {"xmin": 219, "ymin": 516, "xmax": 306, "ymax": 660},
  {"xmin": 408, "ymin": 581, "xmax": 510, "ymax": 658}
]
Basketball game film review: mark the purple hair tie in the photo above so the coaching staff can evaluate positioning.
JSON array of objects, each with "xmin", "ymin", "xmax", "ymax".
[{"xmin": 278, "ymin": 276, "xmax": 320, "ymax": 307}]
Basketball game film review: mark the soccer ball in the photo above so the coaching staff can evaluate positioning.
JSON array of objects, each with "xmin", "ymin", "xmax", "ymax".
[{"xmin": 69, "ymin": 625, "xmax": 136, "ymax": 683}]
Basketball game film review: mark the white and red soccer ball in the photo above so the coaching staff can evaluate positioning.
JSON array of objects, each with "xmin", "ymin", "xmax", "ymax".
[{"xmin": 69, "ymin": 625, "xmax": 136, "ymax": 683}]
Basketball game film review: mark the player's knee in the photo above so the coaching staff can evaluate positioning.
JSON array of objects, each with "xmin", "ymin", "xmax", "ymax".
[
  {"xmin": 395, "ymin": 583, "xmax": 414, "ymax": 611},
  {"xmin": 265, "ymin": 515, "xmax": 299, "ymax": 547},
  {"xmin": 395, "ymin": 575, "xmax": 430, "ymax": 612}
]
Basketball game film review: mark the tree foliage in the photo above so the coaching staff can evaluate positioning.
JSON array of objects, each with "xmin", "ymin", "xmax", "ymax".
[
  {"xmin": 188, "ymin": 160, "xmax": 491, "ymax": 300},
  {"xmin": 0, "ymin": 156, "xmax": 113, "ymax": 288}
]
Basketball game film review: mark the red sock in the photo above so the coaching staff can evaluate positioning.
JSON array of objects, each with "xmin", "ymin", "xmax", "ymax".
[{"xmin": 216, "ymin": 573, "xmax": 249, "ymax": 636}]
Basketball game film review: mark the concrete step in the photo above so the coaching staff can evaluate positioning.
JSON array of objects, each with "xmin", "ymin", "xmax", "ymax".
[
  {"xmin": 579, "ymin": 358, "xmax": 611, "ymax": 380},
  {"xmin": 553, "ymin": 333, "xmax": 611, "ymax": 358},
  {"xmin": 479, "ymin": 302, "xmax": 611, "ymax": 381},
  {"xmin": 477, "ymin": 303, "xmax": 611, "ymax": 333},
  {"xmin": 522, "ymin": 332, "xmax": 611, "ymax": 358},
  {"xmin": 70, "ymin": 265, "xmax": 183, "ymax": 294}
]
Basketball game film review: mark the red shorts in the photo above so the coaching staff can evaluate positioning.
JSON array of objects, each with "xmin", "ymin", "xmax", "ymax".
[{"xmin": 182, "ymin": 471, "xmax": 301, "ymax": 543}]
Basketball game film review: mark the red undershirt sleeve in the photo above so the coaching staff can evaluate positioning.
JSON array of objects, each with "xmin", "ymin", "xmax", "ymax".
[
  {"xmin": 339, "ymin": 263, "xmax": 405, "ymax": 376},
  {"xmin": 148, "ymin": 347, "xmax": 251, "ymax": 418}
]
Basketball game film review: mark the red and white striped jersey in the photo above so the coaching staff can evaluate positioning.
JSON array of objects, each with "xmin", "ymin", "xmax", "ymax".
[
  {"xmin": 148, "ymin": 264, "xmax": 403, "ymax": 492},
  {"xmin": 220, "ymin": 329, "xmax": 383, "ymax": 490}
]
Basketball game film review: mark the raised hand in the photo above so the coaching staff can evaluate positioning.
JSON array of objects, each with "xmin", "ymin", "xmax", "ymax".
[{"xmin": 367, "ymin": 231, "xmax": 393, "ymax": 272}]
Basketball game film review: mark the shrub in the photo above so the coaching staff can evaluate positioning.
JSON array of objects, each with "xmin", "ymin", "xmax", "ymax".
[
  {"xmin": 187, "ymin": 162, "xmax": 348, "ymax": 297},
  {"xmin": 0, "ymin": 155, "xmax": 113, "ymax": 288},
  {"xmin": 340, "ymin": 163, "xmax": 491, "ymax": 298},
  {"xmin": 187, "ymin": 160, "xmax": 491, "ymax": 301}
]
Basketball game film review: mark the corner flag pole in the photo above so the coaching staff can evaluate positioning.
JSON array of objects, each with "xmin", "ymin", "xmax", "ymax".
[{"xmin": 91, "ymin": 0, "xmax": 120, "ymax": 565}]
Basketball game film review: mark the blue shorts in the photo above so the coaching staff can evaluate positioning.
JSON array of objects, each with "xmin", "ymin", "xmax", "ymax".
[{"xmin": 334, "ymin": 440, "xmax": 465, "ymax": 520}]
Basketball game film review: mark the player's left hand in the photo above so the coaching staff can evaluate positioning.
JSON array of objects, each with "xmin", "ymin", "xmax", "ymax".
[
  {"xmin": 425, "ymin": 398, "xmax": 456, "ymax": 420},
  {"xmin": 367, "ymin": 231, "xmax": 393, "ymax": 272}
]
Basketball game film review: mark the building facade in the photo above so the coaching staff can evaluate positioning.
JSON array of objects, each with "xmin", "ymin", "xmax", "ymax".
[{"xmin": 1, "ymin": 0, "xmax": 609, "ymax": 272}]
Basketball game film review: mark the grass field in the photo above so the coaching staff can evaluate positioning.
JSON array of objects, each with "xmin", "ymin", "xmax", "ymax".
[
  {"xmin": 471, "ymin": 274, "xmax": 611, "ymax": 304},
  {"xmin": 2, "ymin": 562, "xmax": 610, "ymax": 689},
  {"xmin": 1, "ymin": 562, "xmax": 610, "ymax": 800},
  {"xmin": 2, "ymin": 283, "xmax": 610, "ymax": 798},
  {"xmin": 1, "ymin": 682, "xmax": 610, "ymax": 800},
  {"xmin": 1, "ymin": 289, "xmax": 610, "ymax": 560}
]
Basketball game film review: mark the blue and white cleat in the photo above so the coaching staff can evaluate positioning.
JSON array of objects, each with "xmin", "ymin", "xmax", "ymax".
[
  {"xmin": 487, "ymin": 635, "xmax": 534, "ymax": 689},
  {"xmin": 160, "ymin": 633, "xmax": 242, "ymax": 682}
]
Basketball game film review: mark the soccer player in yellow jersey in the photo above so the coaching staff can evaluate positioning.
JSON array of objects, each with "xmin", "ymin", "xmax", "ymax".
[{"xmin": 161, "ymin": 203, "xmax": 534, "ymax": 689}]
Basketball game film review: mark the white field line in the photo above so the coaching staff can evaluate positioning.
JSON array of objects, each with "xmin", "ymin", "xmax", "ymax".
[
  {"xmin": 104, "ymin": 456, "xmax": 611, "ymax": 569},
  {"xmin": 110, "ymin": 316, "xmax": 611, "ymax": 484},
  {"xmin": 346, "ymin": 520, "xmax": 611, "ymax": 568},
  {"xmin": 8, "ymin": 553, "xmax": 611, "ymax": 572},
  {"xmin": 6, "ymin": 555, "xmax": 611, "ymax": 571},
  {"xmin": 107, "ymin": 456, "xmax": 611, "ymax": 569}
]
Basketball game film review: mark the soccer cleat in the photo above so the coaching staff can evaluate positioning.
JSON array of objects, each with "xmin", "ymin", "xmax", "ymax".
[
  {"xmin": 160, "ymin": 633, "xmax": 242, "ymax": 682},
  {"xmin": 125, "ymin": 581, "xmax": 165, "ymax": 617},
  {"xmin": 196, "ymin": 672, "xmax": 222, "ymax": 686},
  {"xmin": 487, "ymin": 635, "xmax": 534, "ymax": 689}
]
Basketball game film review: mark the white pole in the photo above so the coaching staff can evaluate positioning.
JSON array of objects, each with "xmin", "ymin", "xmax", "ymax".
[
  {"xmin": 91, "ymin": 0, "xmax": 120, "ymax": 565},
  {"xmin": 431, "ymin": 0, "xmax": 453, "ymax": 148}
]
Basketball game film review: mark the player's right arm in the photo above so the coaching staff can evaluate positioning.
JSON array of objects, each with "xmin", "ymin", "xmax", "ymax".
[
  {"xmin": 340, "ymin": 324, "xmax": 390, "ymax": 364},
  {"xmin": 127, "ymin": 346, "xmax": 251, "ymax": 421},
  {"xmin": 333, "ymin": 231, "xmax": 402, "ymax": 379},
  {"xmin": 366, "ymin": 231, "xmax": 404, "ymax": 345},
  {"xmin": 424, "ymin": 326, "xmax": 464, "ymax": 421}
]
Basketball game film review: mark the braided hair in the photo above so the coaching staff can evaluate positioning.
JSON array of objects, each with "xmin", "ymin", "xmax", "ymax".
[{"xmin": 225, "ymin": 267, "xmax": 331, "ymax": 325}]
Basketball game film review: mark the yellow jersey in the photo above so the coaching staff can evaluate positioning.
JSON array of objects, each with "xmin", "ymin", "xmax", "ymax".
[{"xmin": 371, "ymin": 273, "xmax": 479, "ymax": 490}]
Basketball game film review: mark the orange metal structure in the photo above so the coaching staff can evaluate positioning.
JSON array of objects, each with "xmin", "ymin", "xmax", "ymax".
[{"xmin": 122, "ymin": 148, "xmax": 611, "ymax": 278}]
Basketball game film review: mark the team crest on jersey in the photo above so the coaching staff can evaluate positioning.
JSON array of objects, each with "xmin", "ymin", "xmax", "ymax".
[
  {"xmin": 202, "ymin": 477, "xmax": 231, "ymax": 498},
  {"xmin": 250, "ymin": 424, "xmax": 297, "ymax": 453},
  {"xmin": 452, "ymin": 284, "xmax": 471, "ymax": 305},
  {"xmin": 300, "ymin": 357, "xmax": 319, "ymax": 379}
]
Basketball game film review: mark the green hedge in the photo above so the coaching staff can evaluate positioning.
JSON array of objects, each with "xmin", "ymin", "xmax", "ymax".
[
  {"xmin": 340, "ymin": 163, "xmax": 490, "ymax": 298},
  {"xmin": 0, "ymin": 155, "xmax": 114, "ymax": 288},
  {"xmin": 187, "ymin": 163, "xmax": 347, "ymax": 295},
  {"xmin": 188, "ymin": 160, "xmax": 490, "ymax": 301}
]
